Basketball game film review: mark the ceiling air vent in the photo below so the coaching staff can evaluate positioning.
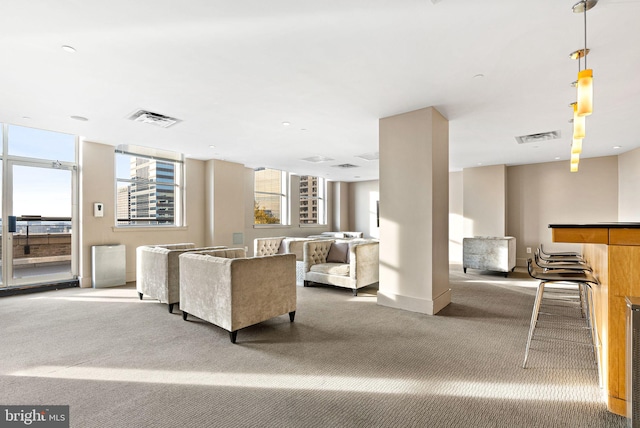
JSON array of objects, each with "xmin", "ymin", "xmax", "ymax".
[
  {"xmin": 355, "ymin": 152, "xmax": 379, "ymax": 161},
  {"xmin": 128, "ymin": 109, "xmax": 181, "ymax": 128},
  {"xmin": 332, "ymin": 163, "xmax": 360, "ymax": 169},
  {"xmin": 515, "ymin": 130, "xmax": 561, "ymax": 144},
  {"xmin": 301, "ymin": 155, "xmax": 335, "ymax": 163}
]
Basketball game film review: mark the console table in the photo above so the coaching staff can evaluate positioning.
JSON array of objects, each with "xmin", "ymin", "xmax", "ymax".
[{"xmin": 549, "ymin": 222, "xmax": 640, "ymax": 416}]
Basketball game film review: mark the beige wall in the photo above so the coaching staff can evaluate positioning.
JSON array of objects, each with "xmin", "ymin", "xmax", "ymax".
[
  {"xmin": 206, "ymin": 160, "xmax": 246, "ymax": 248},
  {"xmin": 506, "ymin": 156, "xmax": 618, "ymax": 266},
  {"xmin": 333, "ymin": 182, "xmax": 350, "ymax": 232},
  {"xmin": 79, "ymin": 141, "xmax": 206, "ymax": 286},
  {"xmin": 378, "ymin": 106, "xmax": 450, "ymax": 315},
  {"xmin": 618, "ymin": 147, "xmax": 640, "ymax": 221},
  {"xmin": 463, "ymin": 165, "xmax": 506, "ymax": 237},
  {"xmin": 348, "ymin": 180, "xmax": 379, "ymax": 239}
]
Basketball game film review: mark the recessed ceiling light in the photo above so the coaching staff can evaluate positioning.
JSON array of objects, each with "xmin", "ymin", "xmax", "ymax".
[
  {"xmin": 282, "ymin": 121, "xmax": 290, "ymax": 126},
  {"xmin": 555, "ymin": 157, "xmax": 561, "ymax": 160},
  {"xmin": 477, "ymin": 163, "xmax": 483, "ymax": 166},
  {"xmin": 613, "ymin": 146, "xmax": 622, "ymax": 149},
  {"xmin": 473, "ymin": 73, "xmax": 484, "ymax": 78},
  {"xmin": 61, "ymin": 45, "xmax": 76, "ymax": 53},
  {"xmin": 209, "ymin": 145, "xmax": 215, "ymax": 149},
  {"xmin": 70, "ymin": 115, "xmax": 88, "ymax": 121},
  {"xmin": 22, "ymin": 116, "xmax": 31, "ymax": 120},
  {"xmin": 301, "ymin": 128, "xmax": 307, "ymax": 131}
]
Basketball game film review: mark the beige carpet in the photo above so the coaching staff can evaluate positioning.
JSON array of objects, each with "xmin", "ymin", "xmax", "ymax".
[{"xmin": 0, "ymin": 265, "xmax": 626, "ymax": 427}]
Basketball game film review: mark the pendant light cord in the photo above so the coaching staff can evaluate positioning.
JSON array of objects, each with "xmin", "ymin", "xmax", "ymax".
[{"xmin": 584, "ymin": 0, "xmax": 588, "ymax": 70}]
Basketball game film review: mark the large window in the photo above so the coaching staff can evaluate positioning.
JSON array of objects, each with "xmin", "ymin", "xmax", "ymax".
[
  {"xmin": 254, "ymin": 168, "xmax": 288, "ymax": 225},
  {"xmin": 116, "ymin": 145, "xmax": 183, "ymax": 226},
  {"xmin": 299, "ymin": 175, "xmax": 326, "ymax": 225}
]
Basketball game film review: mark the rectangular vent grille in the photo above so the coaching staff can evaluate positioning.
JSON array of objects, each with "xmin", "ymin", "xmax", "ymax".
[
  {"xmin": 128, "ymin": 109, "xmax": 181, "ymax": 128},
  {"xmin": 515, "ymin": 130, "xmax": 561, "ymax": 144},
  {"xmin": 355, "ymin": 152, "xmax": 379, "ymax": 161},
  {"xmin": 332, "ymin": 163, "xmax": 360, "ymax": 169},
  {"xmin": 301, "ymin": 156, "xmax": 335, "ymax": 163}
]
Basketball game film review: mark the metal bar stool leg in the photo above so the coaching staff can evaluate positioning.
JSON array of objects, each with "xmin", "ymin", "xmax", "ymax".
[{"xmin": 523, "ymin": 281, "xmax": 546, "ymax": 368}]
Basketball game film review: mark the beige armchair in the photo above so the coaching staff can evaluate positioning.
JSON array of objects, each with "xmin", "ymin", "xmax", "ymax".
[
  {"xmin": 254, "ymin": 236, "xmax": 312, "ymax": 285},
  {"xmin": 179, "ymin": 251, "xmax": 297, "ymax": 343},
  {"xmin": 136, "ymin": 243, "xmax": 225, "ymax": 313},
  {"xmin": 303, "ymin": 239, "xmax": 379, "ymax": 296}
]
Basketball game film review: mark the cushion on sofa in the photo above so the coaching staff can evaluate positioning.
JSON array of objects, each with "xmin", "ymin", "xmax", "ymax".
[
  {"xmin": 326, "ymin": 242, "xmax": 349, "ymax": 263},
  {"xmin": 310, "ymin": 263, "xmax": 350, "ymax": 276}
]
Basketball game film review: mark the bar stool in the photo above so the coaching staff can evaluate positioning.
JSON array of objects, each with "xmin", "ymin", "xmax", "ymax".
[
  {"xmin": 540, "ymin": 243, "xmax": 581, "ymax": 257},
  {"xmin": 523, "ymin": 258, "xmax": 599, "ymax": 368},
  {"xmin": 536, "ymin": 248, "xmax": 586, "ymax": 264},
  {"xmin": 534, "ymin": 250, "xmax": 592, "ymax": 272}
]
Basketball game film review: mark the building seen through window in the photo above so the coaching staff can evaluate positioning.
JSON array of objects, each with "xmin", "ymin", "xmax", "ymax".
[
  {"xmin": 116, "ymin": 146, "xmax": 182, "ymax": 226},
  {"xmin": 299, "ymin": 175, "xmax": 326, "ymax": 225}
]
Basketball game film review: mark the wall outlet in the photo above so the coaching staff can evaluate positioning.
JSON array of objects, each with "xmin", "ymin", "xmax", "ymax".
[{"xmin": 526, "ymin": 247, "xmax": 532, "ymax": 254}]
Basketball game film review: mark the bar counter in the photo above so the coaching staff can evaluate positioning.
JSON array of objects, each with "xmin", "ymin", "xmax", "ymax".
[{"xmin": 549, "ymin": 222, "xmax": 640, "ymax": 416}]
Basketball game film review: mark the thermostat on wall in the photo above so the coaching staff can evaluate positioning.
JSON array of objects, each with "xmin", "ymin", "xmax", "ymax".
[{"xmin": 94, "ymin": 202, "xmax": 104, "ymax": 217}]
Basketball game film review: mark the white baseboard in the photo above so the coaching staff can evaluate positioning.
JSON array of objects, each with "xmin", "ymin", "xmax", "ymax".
[{"xmin": 377, "ymin": 288, "xmax": 451, "ymax": 315}]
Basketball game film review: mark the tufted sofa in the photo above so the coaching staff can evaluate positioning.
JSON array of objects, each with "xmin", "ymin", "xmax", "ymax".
[
  {"xmin": 136, "ymin": 243, "xmax": 225, "ymax": 313},
  {"xmin": 303, "ymin": 239, "xmax": 379, "ymax": 296},
  {"xmin": 254, "ymin": 237, "xmax": 312, "ymax": 285},
  {"xmin": 179, "ymin": 248, "xmax": 296, "ymax": 343}
]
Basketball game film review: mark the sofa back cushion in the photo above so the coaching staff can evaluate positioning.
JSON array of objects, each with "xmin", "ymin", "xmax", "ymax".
[
  {"xmin": 326, "ymin": 242, "xmax": 349, "ymax": 264},
  {"xmin": 195, "ymin": 248, "xmax": 247, "ymax": 259},
  {"xmin": 254, "ymin": 237, "xmax": 285, "ymax": 256}
]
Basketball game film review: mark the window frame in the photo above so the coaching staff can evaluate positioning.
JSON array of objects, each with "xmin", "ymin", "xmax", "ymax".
[{"xmin": 114, "ymin": 146, "xmax": 184, "ymax": 228}]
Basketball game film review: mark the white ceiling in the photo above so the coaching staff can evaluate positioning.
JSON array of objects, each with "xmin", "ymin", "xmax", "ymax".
[{"xmin": 1, "ymin": 0, "xmax": 639, "ymax": 181}]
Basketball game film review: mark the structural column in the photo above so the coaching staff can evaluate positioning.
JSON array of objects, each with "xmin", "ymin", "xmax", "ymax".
[{"xmin": 377, "ymin": 107, "xmax": 450, "ymax": 315}]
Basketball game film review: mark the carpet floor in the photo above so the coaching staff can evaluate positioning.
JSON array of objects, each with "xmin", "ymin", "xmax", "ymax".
[{"xmin": 0, "ymin": 265, "xmax": 627, "ymax": 427}]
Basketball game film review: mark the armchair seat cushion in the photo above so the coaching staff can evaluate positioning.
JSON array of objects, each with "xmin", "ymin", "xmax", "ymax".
[{"xmin": 310, "ymin": 263, "xmax": 350, "ymax": 276}]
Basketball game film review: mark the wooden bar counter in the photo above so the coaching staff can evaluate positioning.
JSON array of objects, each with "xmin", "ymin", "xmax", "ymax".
[{"xmin": 550, "ymin": 222, "xmax": 640, "ymax": 416}]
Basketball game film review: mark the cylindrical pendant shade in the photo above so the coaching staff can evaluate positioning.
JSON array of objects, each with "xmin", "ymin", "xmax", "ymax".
[
  {"xmin": 571, "ymin": 139, "xmax": 583, "ymax": 155},
  {"xmin": 572, "ymin": 103, "xmax": 586, "ymax": 139},
  {"xmin": 571, "ymin": 153, "xmax": 580, "ymax": 164},
  {"xmin": 577, "ymin": 69, "xmax": 593, "ymax": 116},
  {"xmin": 570, "ymin": 162, "xmax": 579, "ymax": 172}
]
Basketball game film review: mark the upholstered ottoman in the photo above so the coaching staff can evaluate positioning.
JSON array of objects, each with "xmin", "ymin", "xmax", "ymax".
[{"xmin": 463, "ymin": 236, "xmax": 516, "ymax": 277}]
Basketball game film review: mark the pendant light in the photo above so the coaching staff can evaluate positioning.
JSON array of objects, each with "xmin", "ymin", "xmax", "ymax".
[
  {"xmin": 573, "ymin": 0, "xmax": 597, "ymax": 116},
  {"xmin": 571, "ymin": 138, "xmax": 583, "ymax": 155},
  {"xmin": 571, "ymin": 102, "xmax": 585, "ymax": 140}
]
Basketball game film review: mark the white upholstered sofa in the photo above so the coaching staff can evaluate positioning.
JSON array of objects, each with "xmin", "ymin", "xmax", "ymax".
[
  {"xmin": 179, "ymin": 248, "xmax": 297, "ymax": 343},
  {"xmin": 303, "ymin": 239, "xmax": 379, "ymax": 296},
  {"xmin": 136, "ymin": 243, "xmax": 225, "ymax": 313}
]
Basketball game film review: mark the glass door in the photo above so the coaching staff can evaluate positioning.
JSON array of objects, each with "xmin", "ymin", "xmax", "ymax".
[{"xmin": 4, "ymin": 160, "xmax": 77, "ymax": 286}]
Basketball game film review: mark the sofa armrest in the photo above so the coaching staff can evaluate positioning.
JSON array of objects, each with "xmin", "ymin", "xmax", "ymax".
[{"xmin": 350, "ymin": 241, "xmax": 379, "ymax": 284}]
